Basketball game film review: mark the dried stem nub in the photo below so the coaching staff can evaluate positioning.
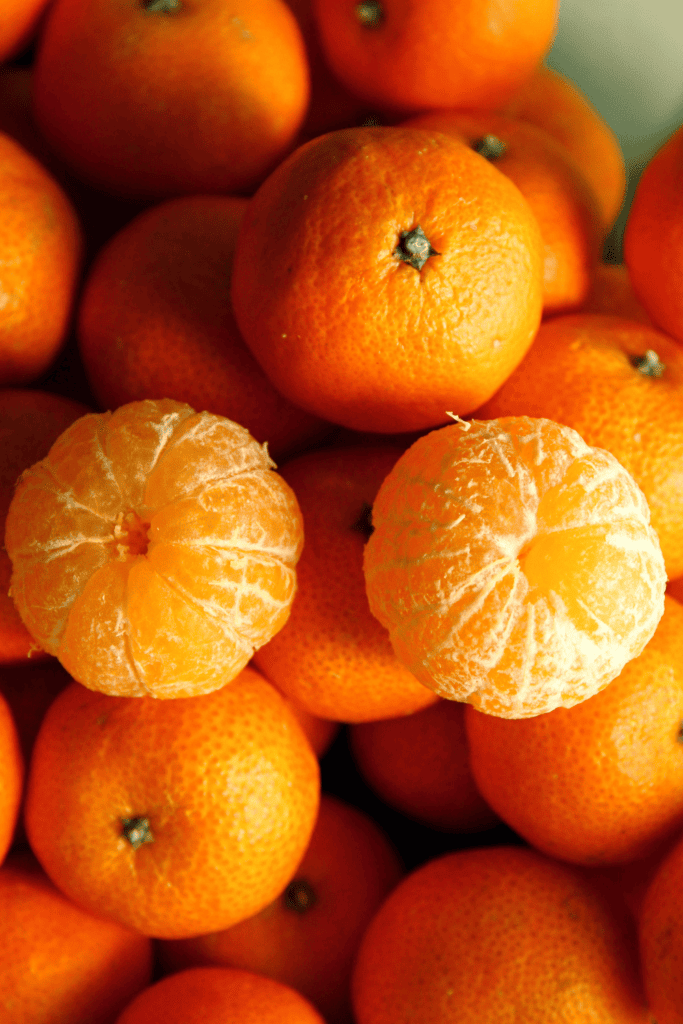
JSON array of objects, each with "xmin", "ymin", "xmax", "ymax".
[{"xmin": 394, "ymin": 225, "xmax": 440, "ymax": 271}]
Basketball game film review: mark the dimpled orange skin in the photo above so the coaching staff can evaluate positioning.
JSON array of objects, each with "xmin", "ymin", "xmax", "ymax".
[
  {"xmin": 114, "ymin": 966, "xmax": 326, "ymax": 1024},
  {"xmin": 76, "ymin": 195, "xmax": 328, "ymax": 460},
  {"xmin": 363, "ymin": 416, "xmax": 666, "ymax": 718},
  {"xmin": 312, "ymin": 0, "xmax": 558, "ymax": 115},
  {"xmin": 466, "ymin": 594, "xmax": 683, "ymax": 867},
  {"xmin": 0, "ymin": 131, "xmax": 82, "ymax": 386},
  {"xmin": 639, "ymin": 831, "xmax": 683, "ymax": 1024},
  {"xmin": 351, "ymin": 845, "xmax": 649, "ymax": 1024},
  {"xmin": 24, "ymin": 668, "xmax": 320, "ymax": 939},
  {"xmin": 478, "ymin": 314, "xmax": 683, "ymax": 580},
  {"xmin": 402, "ymin": 109, "xmax": 601, "ymax": 315},
  {"xmin": 504, "ymin": 64, "xmax": 626, "ymax": 235},
  {"xmin": 0, "ymin": 851, "xmax": 153, "ymax": 1024},
  {"xmin": 31, "ymin": 0, "xmax": 310, "ymax": 201},
  {"xmin": 624, "ymin": 123, "xmax": 683, "ymax": 343},
  {"xmin": 252, "ymin": 444, "xmax": 438, "ymax": 723},
  {"xmin": 230, "ymin": 125, "xmax": 544, "ymax": 434}
]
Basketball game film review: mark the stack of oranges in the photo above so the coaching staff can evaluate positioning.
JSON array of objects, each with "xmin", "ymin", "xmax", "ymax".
[{"xmin": 1, "ymin": 1, "xmax": 683, "ymax": 1022}]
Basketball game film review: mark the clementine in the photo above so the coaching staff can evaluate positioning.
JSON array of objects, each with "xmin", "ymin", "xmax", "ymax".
[
  {"xmin": 466, "ymin": 594, "xmax": 683, "ymax": 866},
  {"xmin": 231, "ymin": 125, "xmax": 544, "ymax": 433},
  {"xmin": 76, "ymin": 194, "xmax": 329, "ymax": 459},
  {"xmin": 0, "ymin": 131, "xmax": 82, "ymax": 387},
  {"xmin": 31, "ymin": 0, "xmax": 310, "ymax": 200},
  {"xmin": 158, "ymin": 794, "xmax": 403, "ymax": 1024},
  {"xmin": 312, "ymin": 0, "xmax": 558, "ymax": 114},
  {"xmin": 4, "ymin": 398, "xmax": 303, "ymax": 698},
  {"xmin": 639, "ymin": 828, "xmax": 683, "ymax": 1024},
  {"xmin": 349, "ymin": 699, "xmax": 498, "ymax": 833},
  {"xmin": 0, "ymin": 388, "xmax": 89, "ymax": 664},
  {"xmin": 477, "ymin": 313, "xmax": 683, "ymax": 580},
  {"xmin": 351, "ymin": 845, "xmax": 648, "ymax": 1023},
  {"xmin": 504, "ymin": 63, "xmax": 626, "ymax": 234},
  {"xmin": 24, "ymin": 667, "xmax": 320, "ymax": 939},
  {"xmin": 252, "ymin": 443, "xmax": 438, "ymax": 722},
  {"xmin": 114, "ymin": 966, "xmax": 326, "ymax": 1024},
  {"xmin": 624, "ymin": 122, "xmax": 683, "ymax": 342},
  {"xmin": 0, "ymin": 849, "xmax": 152, "ymax": 1024},
  {"xmin": 402, "ymin": 108, "xmax": 601, "ymax": 315},
  {"xmin": 363, "ymin": 415, "xmax": 666, "ymax": 718}
]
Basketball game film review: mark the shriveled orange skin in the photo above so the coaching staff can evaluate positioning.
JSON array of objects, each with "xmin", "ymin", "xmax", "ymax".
[
  {"xmin": 5, "ymin": 399, "xmax": 303, "ymax": 698},
  {"xmin": 364, "ymin": 416, "xmax": 666, "ymax": 718},
  {"xmin": 231, "ymin": 126, "xmax": 544, "ymax": 434},
  {"xmin": 466, "ymin": 594, "xmax": 683, "ymax": 866},
  {"xmin": 351, "ymin": 845, "xmax": 649, "ymax": 1024}
]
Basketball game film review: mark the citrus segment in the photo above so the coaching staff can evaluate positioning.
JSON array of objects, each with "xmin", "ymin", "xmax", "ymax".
[
  {"xmin": 5, "ymin": 398, "xmax": 303, "ymax": 698},
  {"xmin": 363, "ymin": 416, "xmax": 666, "ymax": 718}
]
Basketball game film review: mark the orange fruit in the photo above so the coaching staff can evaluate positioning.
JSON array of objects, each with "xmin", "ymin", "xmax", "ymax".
[
  {"xmin": 0, "ymin": 130, "xmax": 82, "ymax": 387},
  {"xmin": 4, "ymin": 398, "xmax": 303, "ymax": 698},
  {"xmin": 363, "ymin": 415, "xmax": 667, "ymax": 718},
  {"xmin": 466, "ymin": 594, "xmax": 683, "ymax": 866},
  {"xmin": 504, "ymin": 63, "xmax": 626, "ymax": 234},
  {"xmin": 311, "ymin": 0, "xmax": 558, "ymax": 114},
  {"xmin": 624, "ymin": 122, "xmax": 683, "ymax": 342},
  {"xmin": 31, "ymin": 0, "xmax": 310, "ymax": 200},
  {"xmin": 252, "ymin": 443, "xmax": 438, "ymax": 722},
  {"xmin": 231, "ymin": 125, "xmax": 544, "ymax": 433},
  {"xmin": 349, "ymin": 699, "xmax": 498, "ymax": 833},
  {"xmin": 24, "ymin": 666, "xmax": 320, "ymax": 939},
  {"xmin": 0, "ymin": 388, "xmax": 89, "ymax": 664},
  {"xmin": 76, "ymin": 194, "xmax": 329, "ymax": 460},
  {"xmin": 158, "ymin": 794, "xmax": 403, "ymax": 1024},
  {"xmin": 580, "ymin": 263, "xmax": 652, "ymax": 324},
  {"xmin": 0, "ymin": 0, "xmax": 49, "ymax": 62},
  {"xmin": 114, "ymin": 966, "xmax": 326, "ymax": 1024},
  {"xmin": 402, "ymin": 109, "xmax": 601, "ymax": 315},
  {"xmin": 0, "ymin": 849, "xmax": 152, "ymax": 1024},
  {"xmin": 351, "ymin": 844, "xmax": 648, "ymax": 1023},
  {"xmin": 639, "ymin": 829, "xmax": 683, "ymax": 1024},
  {"xmin": 477, "ymin": 313, "xmax": 683, "ymax": 580},
  {"xmin": 0, "ymin": 688, "xmax": 22, "ymax": 864}
]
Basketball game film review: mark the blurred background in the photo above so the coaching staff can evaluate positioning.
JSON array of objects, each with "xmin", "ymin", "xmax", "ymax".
[{"xmin": 545, "ymin": 0, "xmax": 683, "ymax": 259}]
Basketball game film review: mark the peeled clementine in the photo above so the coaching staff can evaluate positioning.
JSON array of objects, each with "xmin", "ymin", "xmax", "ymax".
[
  {"xmin": 363, "ymin": 416, "xmax": 666, "ymax": 718},
  {"xmin": 4, "ymin": 398, "xmax": 303, "ymax": 698}
]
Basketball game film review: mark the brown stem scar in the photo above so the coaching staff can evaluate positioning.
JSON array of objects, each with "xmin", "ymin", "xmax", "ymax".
[
  {"xmin": 142, "ymin": 0, "xmax": 182, "ymax": 12},
  {"xmin": 283, "ymin": 878, "xmax": 317, "ymax": 914},
  {"xmin": 355, "ymin": 1, "xmax": 384, "ymax": 27},
  {"xmin": 472, "ymin": 135, "xmax": 508, "ymax": 161},
  {"xmin": 631, "ymin": 349, "xmax": 665, "ymax": 377},
  {"xmin": 121, "ymin": 816, "xmax": 154, "ymax": 849},
  {"xmin": 352, "ymin": 502, "xmax": 375, "ymax": 538},
  {"xmin": 394, "ymin": 225, "xmax": 440, "ymax": 271}
]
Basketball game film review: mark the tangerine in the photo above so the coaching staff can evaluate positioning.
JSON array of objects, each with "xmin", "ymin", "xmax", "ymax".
[
  {"xmin": 231, "ymin": 125, "xmax": 544, "ymax": 433},
  {"xmin": 24, "ymin": 667, "xmax": 320, "ymax": 939},
  {"xmin": 639, "ymin": 829, "xmax": 683, "ymax": 1024}
]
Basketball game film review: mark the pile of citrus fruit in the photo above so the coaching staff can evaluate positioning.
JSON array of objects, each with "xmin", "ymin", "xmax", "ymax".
[{"xmin": 1, "ymin": 1, "xmax": 683, "ymax": 1021}]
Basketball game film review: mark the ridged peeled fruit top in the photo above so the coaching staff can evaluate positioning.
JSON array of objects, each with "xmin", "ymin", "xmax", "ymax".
[
  {"xmin": 363, "ymin": 416, "xmax": 666, "ymax": 718},
  {"xmin": 4, "ymin": 399, "xmax": 303, "ymax": 698}
]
